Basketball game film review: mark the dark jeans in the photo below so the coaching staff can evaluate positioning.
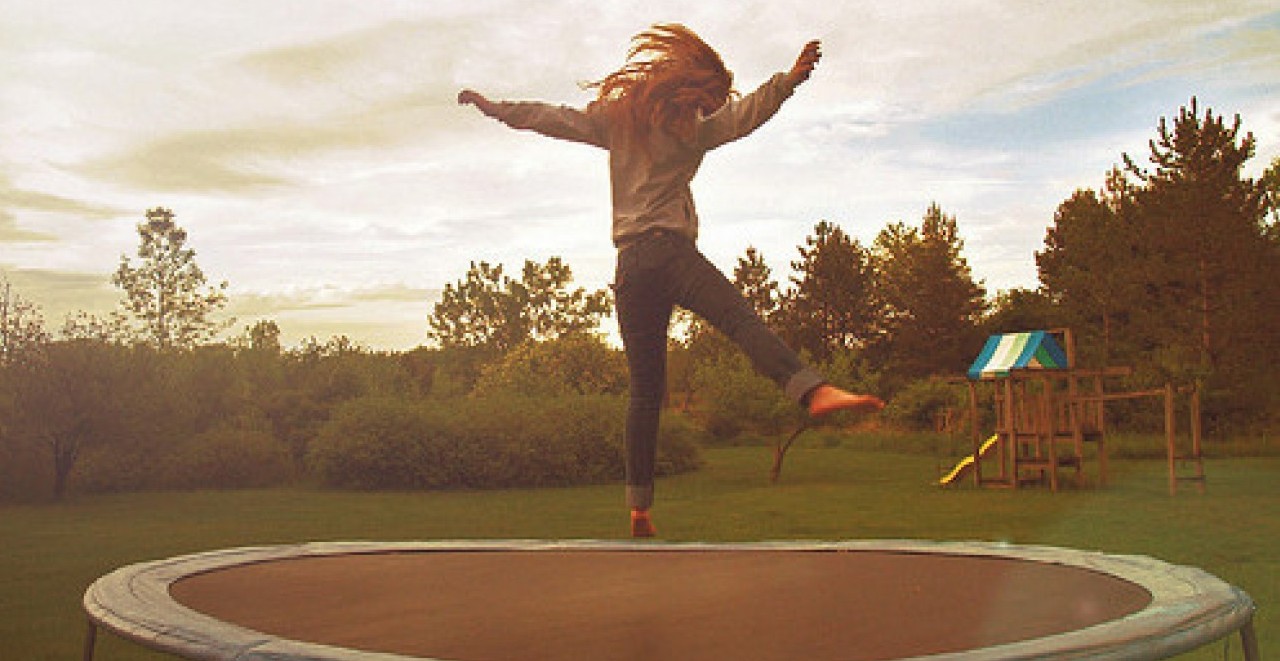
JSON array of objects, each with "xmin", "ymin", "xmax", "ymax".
[{"xmin": 613, "ymin": 231, "xmax": 824, "ymax": 509}]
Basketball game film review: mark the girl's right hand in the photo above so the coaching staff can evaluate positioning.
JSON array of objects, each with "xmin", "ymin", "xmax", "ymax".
[{"xmin": 457, "ymin": 89, "xmax": 495, "ymax": 115}]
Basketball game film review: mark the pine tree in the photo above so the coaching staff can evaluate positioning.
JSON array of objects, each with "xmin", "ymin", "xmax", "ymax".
[
  {"xmin": 776, "ymin": 221, "xmax": 879, "ymax": 361},
  {"xmin": 1120, "ymin": 98, "xmax": 1269, "ymax": 385},
  {"xmin": 732, "ymin": 246, "xmax": 781, "ymax": 322},
  {"xmin": 1036, "ymin": 172, "xmax": 1142, "ymax": 365},
  {"xmin": 871, "ymin": 204, "xmax": 986, "ymax": 382}
]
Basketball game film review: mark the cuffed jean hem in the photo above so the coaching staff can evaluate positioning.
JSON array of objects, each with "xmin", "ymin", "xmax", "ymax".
[
  {"xmin": 627, "ymin": 485, "xmax": 654, "ymax": 510},
  {"xmin": 785, "ymin": 367, "xmax": 827, "ymax": 406}
]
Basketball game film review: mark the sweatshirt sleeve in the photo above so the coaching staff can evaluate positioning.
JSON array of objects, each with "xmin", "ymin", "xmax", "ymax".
[
  {"xmin": 693, "ymin": 73, "xmax": 797, "ymax": 151},
  {"xmin": 487, "ymin": 101, "xmax": 609, "ymax": 149}
]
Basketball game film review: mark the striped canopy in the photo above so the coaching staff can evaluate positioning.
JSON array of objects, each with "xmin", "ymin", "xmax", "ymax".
[{"xmin": 967, "ymin": 331, "xmax": 1069, "ymax": 380}]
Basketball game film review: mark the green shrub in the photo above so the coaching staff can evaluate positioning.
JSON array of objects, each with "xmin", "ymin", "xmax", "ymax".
[
  {"xmin": 473, "ymin": 334, "xmax": 627, "ymax": 397},
  {"xmin": 308, "ymin": 397, "xmax": 436, "ymax": 490},
  {"xmin": 655, "ymin": 412, "xmax": 708, "ymax": 474},
  {"xmin": 163, "ymin": 427, "xmax": 293, "ymax": 489},
  {"xmin": 882, "ymin": 378, "xmax": 966, "ymax": 430},
  {"xmin": 308, "ymin": 394, "xmax": 702, "ymax": 491},
  {"xmin": 692, "ymin": 351, "xmax": 799, "ymax": 441},
  {"xmin": 0, "ymin": 442, "xmax": 51, "ymax": 502},
  {"xmin": 73, "ymin": 425, "xmax": 294, "ymax": 494}
]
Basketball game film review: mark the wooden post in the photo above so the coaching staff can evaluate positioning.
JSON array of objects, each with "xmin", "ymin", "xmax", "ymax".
[
  {"xmin": 1066, "ymin": 371, "xmax": 1083, "ymax": 484},
  {"xmin": 1165, "ymin": 382, "xmax": 1177, "ymax": 496},
  {"xmin": 968, "ymin": 380, "xmax": 981, "ymax": 487},
  {"xmin": 1192, "ymin": 384, "xmax": 1205, "ymax": 492},
  {"xmin": 1044, "ymin": 376, "xmax": 1059, "ymax": 492},
  {"xmin": 1094, "ymin": 374, "xmax": 1108, "ymax": 486},
  {"xmin": 1004, "ymin": 379, "xmax": 1017, "ymax": 488}
]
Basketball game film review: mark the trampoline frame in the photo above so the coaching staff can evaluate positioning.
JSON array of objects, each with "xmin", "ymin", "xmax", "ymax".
[{"xmin": 83, "ymin": 539, "xmax": 1259, "ymax": 661}]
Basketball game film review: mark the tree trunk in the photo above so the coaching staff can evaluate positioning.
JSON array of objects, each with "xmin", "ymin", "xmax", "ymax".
[
  {"xmin": 51, "ymin": 440, "xmax": 76, "ymax": 501},
  {"xmin": 1198, "ymin": 256, "xmax": 1213, "ymax": 371}
]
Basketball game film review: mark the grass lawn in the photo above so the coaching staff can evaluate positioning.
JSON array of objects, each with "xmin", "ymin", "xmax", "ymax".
[{"xmin": 2, "ymin": 445, "xmax": 1276, "ymax": 660}]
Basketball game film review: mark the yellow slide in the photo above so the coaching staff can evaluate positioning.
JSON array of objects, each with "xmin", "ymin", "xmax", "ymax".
[{"xmin": 938, "ymin": 434, "xmax": 999, "ymax": 486}]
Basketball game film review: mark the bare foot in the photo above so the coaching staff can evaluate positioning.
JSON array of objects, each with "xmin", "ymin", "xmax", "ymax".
[
  {"xmin": 807, "ymin": 384, "xmax": 885, "ymax": 418},
  {"xmin": 631, "ymin": 509, "xmax": 657, "ymax": 538}
]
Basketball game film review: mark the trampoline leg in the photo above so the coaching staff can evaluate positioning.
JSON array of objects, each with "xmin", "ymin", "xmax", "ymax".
[
  {"xmin": 82, "ymin": 619, "xmax": 98, "ymax": 661},
  {"xmin": 1240, "ymin": 619, "xmax": 1260, "ymax": 661}
]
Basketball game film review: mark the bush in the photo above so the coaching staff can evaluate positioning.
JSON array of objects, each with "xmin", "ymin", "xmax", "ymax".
[
  {"xmin": 882, "ymin": 378, "xmax": 966, "ymax": 431},
  {"xmin": 308, "ymin": 394, "xmax": 702, "ymax": 491},
  {"xmin": 307, "ymin": 397, "xmax": 436, "ymax": 490},
  {"xmin": 73, "ymin": 426, "xmax": 294, "ymax": 494},
  {"xmin": 162, "ymin": 426, "xmax": 294, "ymax": 489},
  {"xmin": 0, "ymin": 441, "xmax": 52, "ymax": 502},
  {"xmin": 473, "ymin": 334, "xmax": 627, "ymax": 398},
  {"xmin": 692, "ymin": 351, "xmax": 799, "ymax": 441}
]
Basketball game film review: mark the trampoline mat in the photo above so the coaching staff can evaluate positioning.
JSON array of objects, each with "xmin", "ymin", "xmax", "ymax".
[{"xmin": 169, "ymin": 549, "xmax": 1153, "ymax": 661}]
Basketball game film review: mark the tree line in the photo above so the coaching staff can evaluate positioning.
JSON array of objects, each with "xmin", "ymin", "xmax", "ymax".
[{"xmin": 1, "ymin": 98, "xmax": 1276, "ymax": 501}]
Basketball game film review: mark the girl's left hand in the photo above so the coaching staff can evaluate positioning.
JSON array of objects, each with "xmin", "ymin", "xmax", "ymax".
[{"xmin": 787, "ymin": 40, "xmax": 822, "ymax": 87}]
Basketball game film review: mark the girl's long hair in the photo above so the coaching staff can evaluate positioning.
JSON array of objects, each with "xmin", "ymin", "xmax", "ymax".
[{"xmin": 587, "ymin": 24, "xmax": 736, "ymax": 144}]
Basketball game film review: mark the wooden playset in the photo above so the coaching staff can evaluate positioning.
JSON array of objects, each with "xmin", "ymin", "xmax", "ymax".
[{"xmin": 943, "ymin": 329, "xmax": 1205, "ymax": 494}]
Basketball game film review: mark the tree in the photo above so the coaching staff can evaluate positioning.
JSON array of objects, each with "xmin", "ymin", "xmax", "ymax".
[
  {"xmin": 112, "ymin": 207, "xmax": 229, "ymax": 351},
  {"xmin": 236, "ymin": 319, "xmax": 282, "ymax": 354},
  {"xmin": 871, "ymin": 204, "xmax": 986, "ymax": 382},
  {"xmin": 426, "ymin": 257, "xmax": 611, "ymax": 356},
  {"xmin": 1261, "ymin": 155, "xmax": 1280, "ymax": 238},
  {"xmin": 1036, "ymin": 174, "xmax": 1142, "ymax": 365},
  {"xmin": 0, "ymin": 278, "xmax": 51, "ymax": 488},
  {"xmin": 668, "ymin": 245, "xmax": 783, "ymax": 408},
  {"xmin": 473, "ymin": 333, "xmax": 627, "ymax": 397},
  {"xmin": 1119, "ymin": 98, "xmax": 1271, "ymax": 386},
  {"xmin": 7, "ymin": 340, "xmax": 135, "ymax": 499},
  {"xmin": 733, "ymin": 246, "xmax": 781, "ymax": 322},
  {"xmin": 982, "ymin": 288, "xmax": 1062, "ymax": 338},
  {"xmin": 1036, "ymin": 99, "xmax": 1277, "ymax": 430},
  {"xmin": 776, "ymin": 221, "xmax": 879, "ymax": 361},
  {"xmin": 0, "ymin": 277, "xmax": 49, "ymax": 367}
]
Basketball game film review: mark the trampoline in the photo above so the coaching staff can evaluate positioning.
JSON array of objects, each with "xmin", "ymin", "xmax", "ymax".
[{"xmin": 83, "ymin": 540, "xmax": 1258, "ymax": 661}]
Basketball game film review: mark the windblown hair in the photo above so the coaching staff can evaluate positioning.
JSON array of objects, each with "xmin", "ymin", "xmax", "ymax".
[{"xmin": 587, "ymin": 24, "xmax": 736, "ymax": 144}]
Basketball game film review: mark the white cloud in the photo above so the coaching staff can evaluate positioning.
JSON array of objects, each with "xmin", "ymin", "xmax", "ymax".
[{"xmin": 3, "ymin": 0, "xmax": 1277, "ymax": 348}]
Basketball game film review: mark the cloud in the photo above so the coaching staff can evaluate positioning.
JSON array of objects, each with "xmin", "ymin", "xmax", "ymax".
[
  {"xmin": 228, "ymin": 283, "xmax": 440, "ymax": 316},
  {"xmin": 59, "ymin": 12, "xmax": 484, "ymax": 194},
  {"xmin": 1, "ymin": 185, "xmax": 120, "ymax": 219},
  {"xmin": 79, "ymin": 122, "xmax": 381, "ymax": 192},
  {"xmin": 0, "ymin": 174, "xmax": 127, "ymax": 241},
  {"xmin": 5, "ymin": 0, "xmax": 1278, "ymax": 350},
  {"xmin": 226, "ymin": 282, "xmax": 441, "ymax": 348},
  {"xmin": 0, "ymin": 265, "xmax": 118, "ymax": 322},
  {"xmin": 67, "ymin": 13, "xmax": 538, "ymax": 196},
  {"xmin": 236, "ymin": 17, "xmax": 471, "ymax": 90},
  {"xmin": 0, "ymin": 214, "xmax": 54, "ymax": 242}
]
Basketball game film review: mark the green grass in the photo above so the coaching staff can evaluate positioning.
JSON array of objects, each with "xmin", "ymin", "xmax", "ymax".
[{"xmin": 3, "ymin": 446, "xmax": 1277, "ymax": 660}]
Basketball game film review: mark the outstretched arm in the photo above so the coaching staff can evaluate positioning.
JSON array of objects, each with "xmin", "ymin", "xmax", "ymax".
[
  {"xmin": 457, "ymin": 88, "xmax": 608, "ymax": 148},
  {"xmin": 694, "ymin": 39, "xmax": 824, "ymax": 150}
]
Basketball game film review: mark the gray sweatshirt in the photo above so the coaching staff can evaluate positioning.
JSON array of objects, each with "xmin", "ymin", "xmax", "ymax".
[{"xmin": 486, "ymin": 73, "xmax": 798, "ymax": 248}]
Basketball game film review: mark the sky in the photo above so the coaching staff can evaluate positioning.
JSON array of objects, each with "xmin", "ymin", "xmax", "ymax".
[{"xmin": 3, "ymin": 1, "xmax": 1278, "ymax": 351}]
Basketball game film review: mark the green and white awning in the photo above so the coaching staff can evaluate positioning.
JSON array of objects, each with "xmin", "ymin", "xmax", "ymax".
[{"xmin": 967, "ymin": 331, "xmax": 1069, "ymax": 380}]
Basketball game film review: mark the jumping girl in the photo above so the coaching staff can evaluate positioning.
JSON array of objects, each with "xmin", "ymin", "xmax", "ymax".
[{"xmin": 459, "ymin": 24, "xmax": 884, "ymax": 537}]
